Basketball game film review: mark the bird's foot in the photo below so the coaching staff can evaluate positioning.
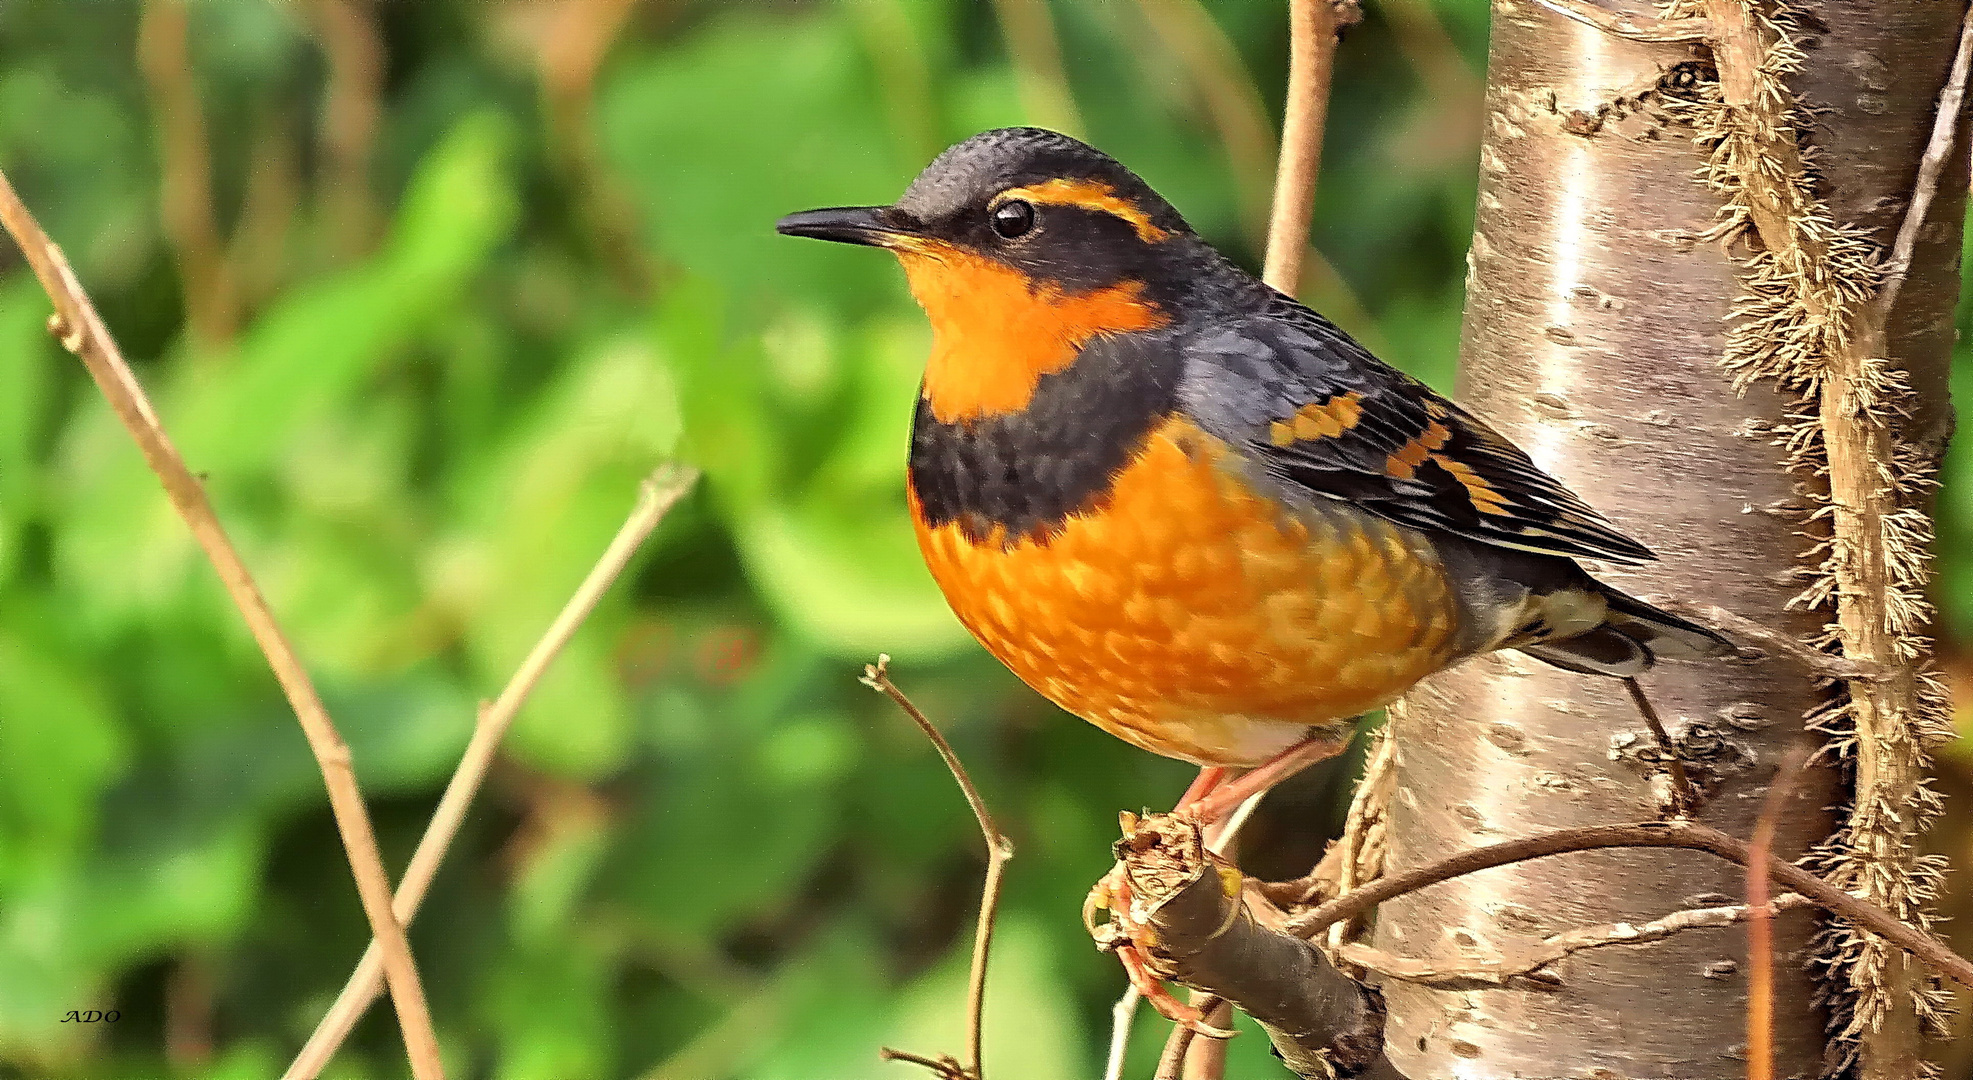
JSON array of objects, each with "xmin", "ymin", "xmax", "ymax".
[
  {"xmin": 1083, "ymin": 824, "xmax": 1237, "ymax": 1039},
  {"xmin": 1177, "ymin": 732, "xmax": 1354, "ymax": 825}
]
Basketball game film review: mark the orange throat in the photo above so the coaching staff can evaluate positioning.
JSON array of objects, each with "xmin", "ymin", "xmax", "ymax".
[{"xmin": 897, "ymin": 247, "xmax": 1168, "ymax": 423}]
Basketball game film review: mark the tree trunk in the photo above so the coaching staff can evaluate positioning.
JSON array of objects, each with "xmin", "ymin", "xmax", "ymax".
[{"xmin": 1370, "ymin": 2, "xmax": 1964, "ymax": 1078}]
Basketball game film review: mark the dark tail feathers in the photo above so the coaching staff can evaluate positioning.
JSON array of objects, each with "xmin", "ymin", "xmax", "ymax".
[{"xmin": 1519, "ymin": 587, "xmax": 1736, "ymax": 678}]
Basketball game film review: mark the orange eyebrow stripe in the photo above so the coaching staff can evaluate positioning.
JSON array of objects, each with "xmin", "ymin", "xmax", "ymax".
[
  {"xmin": 998, "ymin": 179, "xmax": 1169, "ymax": 243},
  {"xmin": 1268, "ymin": 392, "xmax": 1365, "ymax": 447}
]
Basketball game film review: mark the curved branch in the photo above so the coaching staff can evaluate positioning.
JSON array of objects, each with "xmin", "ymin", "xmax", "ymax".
[
  {"xmin": 1262, "ymin": 0, "xmax": 1362, "ymax": 294},
  {"xmin": 1337, "ymin": 894, "xmax": 1813, "ymax": 990},
  {"xmin": 865, "ymin": 658, "xmax": 1015, "ymax": 1080},
  {"xmin": 283, "ymin": 464, "xmax": 698, "ymax": 1080},
  {"xmin": 1280, "ymin": 820, "xmax": 1973, "ymax": 989},
  {"xmin": 0, "ymin": 166, "xmax": 440, "ymax": 1077}
]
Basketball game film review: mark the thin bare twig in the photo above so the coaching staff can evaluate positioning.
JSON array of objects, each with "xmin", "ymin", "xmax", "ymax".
[
  {"xmin": 1134, "ymin": 11, "xmax": 1359, "ymax": 1068},
  {"xmin": 1747, "ymin": 744, "xmax": 1815, "ymax": 1080},
  {"xmin": 284, "ymin": 463, "xmax": 699, "ymax": 1080},
  {"xmin": 1102, "ymin": 987, "xmax": 1144, "ymax": 1080},
  {"xmin": 1529, "ymin": 0, "xmax": 1714, "ymax": 43},
  {"xmin": 1133, "ymin": 0, "xmax": 1277, "ymax": 248},
  {"xmin": 1155, "ymin": 996, "xmax": 1222, "ymax": 1080},
  {"xmin": 0, "ymin": 169, "xmax": 442, "ymax": 1078},
  {"xmin": 1279, "ymin": 820, "xmax": 1973, "ymax": 988},
  {"xmin": 225, "ymin": 112, "xmax": 301, "ymax": 311},
  {"xmin": 1180, "ymin": 997, "xmax": 1232, "ymax": 1080},
  {"xmin": 1263, "ymin": 0, "xmax": 1361, "ymax": 294},
  {"xmin": 988, "ymin": 0, "xmax": 1084, "ymax": 138},
  {"xmin": 1875, "ymin": 5, "xmax": 1973, "ymax": 323},
  {"xmin": 164, "ymin": 952, "xmax": 215, "ymax": 1066},
  {"xmin": 1328, "ymin": 727, "xmax": 1394, "ymax": 954},
  {"xmin": 1621, "ymin": 676, "xmax": 1698, "ymax": 814},
  {"xmin": 1337, "ymin": 894, "xmax": 1812, "ymax": 989},
  {"xmin": 865, "ymin": 656, "xmax": 1014, "ymax": 1080},
  {"xmin": 137, "ymin": 0, "xmax": 238, "ymax": 349},
  {"xmin": 304, "ymin": 0, "xmax": 386, "ymax": 258}
]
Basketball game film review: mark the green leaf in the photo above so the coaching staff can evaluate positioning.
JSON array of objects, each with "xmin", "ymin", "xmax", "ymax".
[
  {"xmin": 484, "ymin": 940, "xmax": 614, "ymax": 1080},
  {"xmin": 49, "ymin": 111, "xmax": 521, "ymax": 633},
  {"xmin": 509, "ymin": 808, "xmax": 613, "ymax": 949},
  {"xmin": 737, "ymin": 927, "xmax": 894, "ymax": 1080},
  {"xmin": 0, "ymin": 621, "xmax": 127, "ymax": 874},
  {"xmin": 732, "ymin": 499, "xmax": 968, "ymax": 657},
  {"xmin": 0, "ymin": 824, "xmax": 257, "ymax": 1060},
  {"xmin": 0, "ymin": 276, "xmax": 54, "ymax": 585},
  {"xmin": 598, "ymin": 8, "xmax": 912, "ymax": 311},
  {"xmin": 659, "ymin": 279, "xmax": 972, "ymax": 660},
  {"xmin": 175, "ymin": 111, "xmax": 521, "ymax": 472}
]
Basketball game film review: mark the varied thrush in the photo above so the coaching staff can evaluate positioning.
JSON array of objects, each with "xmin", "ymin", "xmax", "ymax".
[
  {"xmin": 780, "ymin": 126, "xmax": 1732, "ymax": 1033},
  {"xmin": 781, "ymin": 125, "xmax": 1730, "ymax": 816}
]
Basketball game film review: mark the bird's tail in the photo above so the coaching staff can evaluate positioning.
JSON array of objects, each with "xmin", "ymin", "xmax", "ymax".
[{"xmin": 1518, "ymin": 585, "xmax": 1737, "ymax": 678}]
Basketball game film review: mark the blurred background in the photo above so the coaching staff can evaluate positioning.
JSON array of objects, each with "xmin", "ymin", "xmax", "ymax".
[{"xmin": 0, "ymin": 1, "xmax": 1966, "ymax": 1078}]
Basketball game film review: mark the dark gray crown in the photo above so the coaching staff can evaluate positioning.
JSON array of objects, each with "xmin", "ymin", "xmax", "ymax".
[{"xmin": 895, "ymin": 127, "xmax": 1189, "ymax": 234}]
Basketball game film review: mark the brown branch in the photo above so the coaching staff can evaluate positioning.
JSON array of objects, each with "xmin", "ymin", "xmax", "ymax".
[
  {"xmin": 1112, "ymin": 798, "xmax": 1262, "ymax": 1080},
  {"xmin": 1262, "ymin": 0, "xmax": 1361, "ymax": 294},
  {"xmin": 283, "ymin": 463, "xmax": 698, "ymax": 1080},
  {"xmin": 1529, "ymin": 0, "xmax": 1714, "ymax": 43},
  {"xmin": 1141, "ymin": 13, "xmax": 1361, "ymax": 1061},
  {"xmin": 1337, "ymin": 893, "xmax": 1812, "ymax": 990},
  {"xmin": 522, "ymin": 0, "xmax": 653, "ymax": 295},
  {"xmin": 1180, "ymin": 996, "xmax": 1232, "ymax": 1080},
  {"xmin": 1155, "ymin": 998, "xmax": 1219, "ymax": 1080},
  {"xmin": 137, "ymin": 0, "xmax": 237, "ymax": 350},
  {"xmin": 1696, "ymin": 3, "xmax": 1951, "ymax": 1066},
  {"xmin": 1746, "ymin": 743, "xmax": 1816, "ymax": 1080},
  {"xmin": 1101, "ymin": 987, "xmax": 1143, "ymax": 1080},
  {"xmin": 225, "ymin": 112, "xmax": 301, "ymax": 312},
  {"xmin": 1660, "ymin": 599, "xmax": 1891, "ymax": 681},
  {"xmin": 1278, "ymin": 820, "xmax": 1973, "ymax": 989},
  {"xmin": 164, "ymin": 952, "xmax": 215, "ymax": 1067},
  {"xmin": 303, "ymin": 0, "xmax": 386, "ymax": 259},
  {"xmin": 1164, "ymin": 799, "xmax": 1265, "ymax": 1080},
  {"xmin": 1875, "ymin": 6, "xmax": 1973, "ymax": 323},
  {"xmin": 1621, "ymin": 676, "xmax": 1698, "ymax": 814},
  {"xmin": 1133, "ymin": 0, "xmax": 1278, "ymax": 249},
  {"xmin": 988, "ymin": 0, "xmax": 1084, "ymax": 138},
  {"xmin": 864, "ymin": 657, "xmax": 1015, "ymax": 1080},
  {"xmin": 0, "ymin": 169, "xmax": 442, "ymax": 1078},
  {"xmin": 1112, "ymin": 814, "xmax": 1386, "ymax": 1079}
]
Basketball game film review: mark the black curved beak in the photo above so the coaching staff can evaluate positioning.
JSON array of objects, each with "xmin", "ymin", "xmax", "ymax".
[{"xmin": 775, "ymin": 205, "xmax": 920, "ymax": 248}]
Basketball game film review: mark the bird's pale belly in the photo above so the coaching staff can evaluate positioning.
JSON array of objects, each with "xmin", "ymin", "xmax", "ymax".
[{"xmin": 909, "ymin": 417, "xmax": 1464, "ymax": 766}]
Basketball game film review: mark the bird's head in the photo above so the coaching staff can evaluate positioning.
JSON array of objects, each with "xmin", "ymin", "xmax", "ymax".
[{"xmin": 778, "ymin": 128, "xmax": 1197, "ymax": 422}]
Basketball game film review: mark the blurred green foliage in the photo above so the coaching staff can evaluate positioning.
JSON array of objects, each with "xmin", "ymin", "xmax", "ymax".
[{"xmin": 0, "ymin": 2, "xmax": 1966, "ymax": 1078}]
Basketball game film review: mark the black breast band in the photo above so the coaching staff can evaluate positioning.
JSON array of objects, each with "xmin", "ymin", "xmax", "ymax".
[{"xmin": 907, "ymin": 331, "xmax": 1181, "ymax": 545}]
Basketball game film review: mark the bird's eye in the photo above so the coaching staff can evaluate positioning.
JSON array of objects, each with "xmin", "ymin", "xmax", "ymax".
[{"xmin": 991, "ymin": 200, "xmax": 1035, "ymax": 239}]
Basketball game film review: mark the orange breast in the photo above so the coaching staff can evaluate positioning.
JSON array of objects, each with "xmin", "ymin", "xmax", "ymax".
[{"xmin": 910, "ymin": 417, "xmax": 1464, "ymax": 766}]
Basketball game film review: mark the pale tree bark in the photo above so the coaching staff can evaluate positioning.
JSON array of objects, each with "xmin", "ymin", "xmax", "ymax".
[{"xmin": 1370, "ymin": 2, "xmax": 1965, "ymax": 1079}]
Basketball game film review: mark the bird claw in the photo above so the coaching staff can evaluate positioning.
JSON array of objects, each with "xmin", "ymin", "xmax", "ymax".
[{"xmin": 1085, "ymin": 861, "xmax": 1237, "ymax": 1040}]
